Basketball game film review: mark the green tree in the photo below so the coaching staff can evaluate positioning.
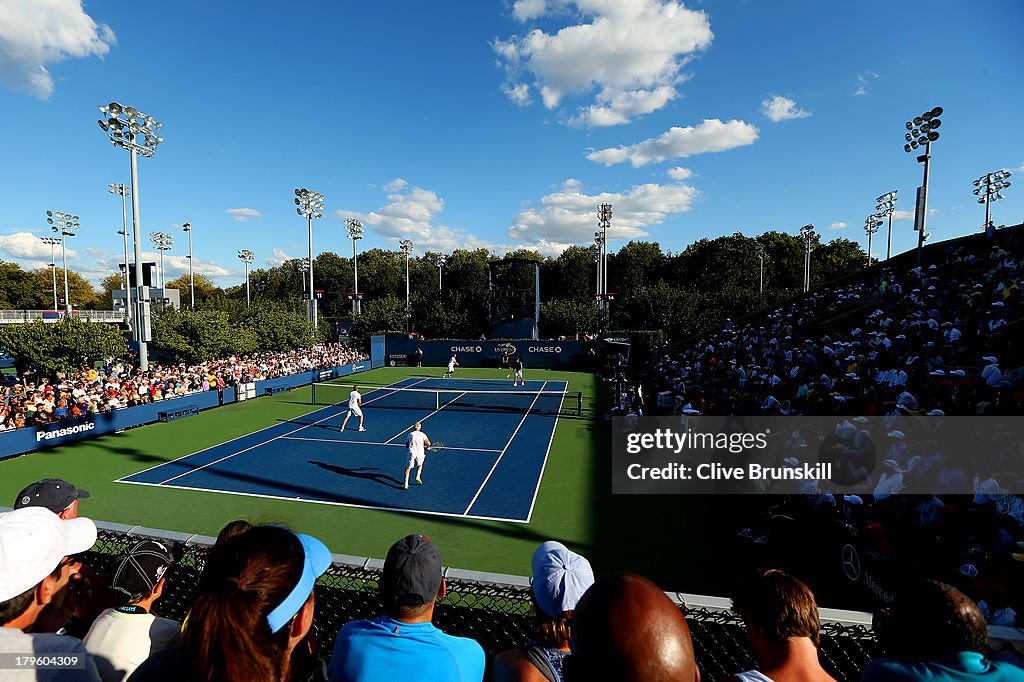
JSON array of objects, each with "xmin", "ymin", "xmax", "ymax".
[
  {"xmin": 164, "ymin": 273, "xmax": 225, "ymax": 309},
  {"xmin": 233, "ymin": 303, "xmax": 315, "ymax": 351},
  {"xmin": 31, "ymin": 268, "xmax": 99, "ymax": 310},
  {"xmin": 549, "ymin": 246, "xmax": 596, "ymax": 303},
  {"xmin": 609, "ymin": 240, "xmax": 665, "ymax": 299},
  {"xmin": 353, "ymin": 295, "xmax": 406, "ymax": 337},
  {"xmin": 151, "ymin": 309, "xmax": 259, "ymax": 364},
  {"xmin": 540, "ymin": 299, "xmax": 600, "ymax": 339},
  {"xmin": 0, "ymin": 261, "xmax": 38, "ymax": 309},
  {"xmin": 0, "ymin": 317, "xmax": 127, "ymax": 375}
]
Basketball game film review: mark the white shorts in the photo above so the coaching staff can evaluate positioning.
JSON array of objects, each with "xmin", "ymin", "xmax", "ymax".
[
  {"xmin": 515, "ymin": 369, "xmax": 523, "ymax": 379},
  {"xmin": 348, "ymin": 405, "xmax": 363, "ymax": 417},
  {"xmin": 407, "ymin": 451, "xmax": 425, "ymax": 468}
]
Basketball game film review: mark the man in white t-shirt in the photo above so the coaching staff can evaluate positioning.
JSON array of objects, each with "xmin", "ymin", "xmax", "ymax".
[
  {"xmin": 340, "ymin": 385, "xmax": 366, "ymax": 432},
  {"xmin": 444, "ymin": 355, "xmax": 458, "ymax": 379},
  {"xmin": 403, "ymin": 422, "xmax": 432, "ymax": 490},
  {"xmin": 83, "ymin": 540, "xmax": 181, "ymax": 682}
]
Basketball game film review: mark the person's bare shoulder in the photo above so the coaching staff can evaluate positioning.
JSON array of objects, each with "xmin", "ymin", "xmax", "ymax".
[{"xmin": 493, "ymin": 648, "xmax": 548, "ymax": 682}]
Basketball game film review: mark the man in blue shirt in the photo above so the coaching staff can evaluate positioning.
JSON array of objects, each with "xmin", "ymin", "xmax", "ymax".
[
  {"xmin": 328, "ymin": 534, "xmax": 485, "ymax": 682},
  {"xmin": 863, "ymin": 578, "xmax": 1024, "ymax": 681}
]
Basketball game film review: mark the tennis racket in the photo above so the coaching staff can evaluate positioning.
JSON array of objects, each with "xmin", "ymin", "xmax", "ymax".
[{"xmin": 428, "ymin": 441, "xmax": 445, "ymax": 452}]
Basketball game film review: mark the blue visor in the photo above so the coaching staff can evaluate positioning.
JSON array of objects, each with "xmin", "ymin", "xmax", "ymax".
[{"xmin": 266, "ymin": 532, "xmax": 332, "ymax": 633}]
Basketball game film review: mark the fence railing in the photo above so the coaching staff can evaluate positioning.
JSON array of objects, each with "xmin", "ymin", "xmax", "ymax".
[
  {"xmin": 0, "ymin": 310, "xmax": 127, "ymax": 324},
  {"xmin": 79, "ymin": 519, "xmax": 882, "ymax": 682}
]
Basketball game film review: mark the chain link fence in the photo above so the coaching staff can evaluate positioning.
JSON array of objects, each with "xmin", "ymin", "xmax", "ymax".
[{"xmin": 82, "ymin": 524, "xmax": 882, "ymax": 680}]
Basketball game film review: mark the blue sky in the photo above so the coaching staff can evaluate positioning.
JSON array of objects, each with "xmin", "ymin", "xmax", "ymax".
[{"xmin": 1, "ymin": 0, "xmax": 1022, "ymax": 287}]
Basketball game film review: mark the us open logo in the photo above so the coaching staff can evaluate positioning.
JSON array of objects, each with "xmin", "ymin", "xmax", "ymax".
[{"xmin": 496, "ymin": 343, "xmax": 517, "ymax": 355}]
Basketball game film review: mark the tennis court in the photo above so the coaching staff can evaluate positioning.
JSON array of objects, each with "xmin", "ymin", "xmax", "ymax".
[{"xmin": 118, "ymin": 377, "xmax": 573, "ymax": 522}]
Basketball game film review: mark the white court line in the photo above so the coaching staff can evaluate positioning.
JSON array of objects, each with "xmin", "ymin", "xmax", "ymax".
[
  {"xmin": 280, "ymin": 435, "xmax": 501, "ymax": 453},
  {"xmin": 462, "ymin": 380, "xmax": 548, "ymax": 516},
  {"xmin": 150, "ymin": 378, "xmax": 431, "ymax": 485},
  {"xmin": 116, "ymin": 477, "xmax": 530, "ymax": 524},
  {"xmin": 524, "ymin": 385, "xmax": 568, "ymax": 523},
  {"xmin": 383, "ymin": 391, "xmax": 468, "ymax": 444}
]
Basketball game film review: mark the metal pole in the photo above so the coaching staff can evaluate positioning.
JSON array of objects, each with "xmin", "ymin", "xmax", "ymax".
[
  {"xmin": 886, "ymin": 212, "xmax": 893, "ymax": 261},
  {"xmin": 50, "ymin": 242, "xmax": 58, "ymax": 310},
  {"xmin": 188, "ymin": 227, "xmax": 194, "ymax": 309},
  {"xmin": 61, "ymin": 232, "xmax": 70, "ymax": 313},
  {"xmin": 245, "ymin": 261, "xmax": 250, "ymax": 308},
  {"xmin": 438, "ymin": 262, "xmax": 442, "ymax": 291},
  {"xmin": 867, "ymin": 229, "xmax": 873, "ymax": 268},
  {"xmin": 308, "ymin": 215, "xmax": 316, "ymax": 329},
  {"xmin": 984, "ymin": 172, "xmax": 992, "ymax": 229},
  {"xmin": 120, "ymin": 190, "xmax": 132, "ymax": 327},
  {"xmin": 130, "ymin": 148, "xmax": 148, "ymax": 370},
  {"xmin": 405, "ymin": 252, "xmax": 410, "ymax": 332},
  {"xmin": 352, "ymin": 236, "xmax": 359, "ymax": 315},
  {"xmin": 917, "ymin": 140, "xmax": 931, "ymax": 264},
  {"xmin": 759, "ymin": 255, "xmax": 764, "ymax": 294}
]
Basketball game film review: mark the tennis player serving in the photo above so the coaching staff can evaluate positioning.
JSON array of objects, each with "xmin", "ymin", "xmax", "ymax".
[
  {"xmin": 339, "ymin": 385, "xmax": 366, "ymax": 432},
  {"xmin": 403, "ymin": 421, "xmax": 431, "ymax": 489},
  {"xmin": 444, "ymin": 353, "xmax": 459, "ymax": 378}
]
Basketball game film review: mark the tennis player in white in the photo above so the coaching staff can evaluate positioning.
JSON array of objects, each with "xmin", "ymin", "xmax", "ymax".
[
  {"xmin": 403, "ymin": 421, "xmax": 431, "ymax": 489},
  {"xmin": 339, "ymin": 385, "xmax": 366, "ymax": 432},
  {"xmin": 444, "ymin": 354, "xmax": 459, "ymax": 378}
]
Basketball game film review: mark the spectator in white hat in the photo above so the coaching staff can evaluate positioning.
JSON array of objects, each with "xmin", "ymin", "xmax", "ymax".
[
  {"xmin": 0, "ymin": 507, "xmax": 101, "ymax": 681},
  {"xmin": 494, "ymin": 542, "xmax": 595, "ymax": 682}
]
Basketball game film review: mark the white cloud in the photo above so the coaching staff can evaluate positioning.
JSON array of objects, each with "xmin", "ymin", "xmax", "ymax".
[
  {"xmin": 494, "ymin": 0, "xmax": 713, "ymax": 126},
  {"xmin": 891, "ymin": 209, "xmax": 914, "ymax": 221},
  {"xmin": 586, "ymin": 119, "xmax": 758, "ymax": 167},
  {"xmin": 508, "ymin": 178, "xmax": 698, "ymax": 245},
  {"xmin": 0, "ymin": 0, "xmax": 115, "ymax": 99},
  {"xmin": 667, "ymin": 166, "xmax": 693, "ymax": 180},
  {"xmin": 226, "ymin": 208, "xmax": 262, "ymax": 222},
  {"xmin": 0, "ymin": 231, "xmax": 77, "ymax": 260},
  {"xmin": 265, "ymin": 248, "xmax": 294, "ymax": 267},
  {"xmin": 336, "ymin": 179, "xmax": 494, "ymax": 253},
  {"xmin": 829, "ymin": 222, "xmax": 847, "ymax": 230},
  {"xmin": 761, "ymin": 95, "xmax": 811, "ymax": 122},
  {"xmin": 854, "ymin": 71, "xmax": 879, "ymax": 96}
]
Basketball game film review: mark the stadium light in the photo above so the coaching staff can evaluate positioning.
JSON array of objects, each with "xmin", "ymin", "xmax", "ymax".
[
  {"xmin": 237, "ymin": 249, "xmax": 255, "ymax": 308},
  {"xmin": 345, "ymin": 218, "xmax": 363, "ymax": 315},
  {"xmin": 874, "ymin": 190, "xmax": 898, "ymax": 261},
  {"xmin": 902, "ymin": 106, "xmax": 943, "ymax": 264},
  {"xmin": 756, "ymin": 244, "xmax": 765, "ymax": 294},
  {"xmin": 295, "ymin": 188, "xmax": 325, "ymax": 329},
  {"xmin": 799, "ymin": 224, "xmax": 815, "ymax": 292},
  {"xmin": 97, "ymin": 101, "xmax": 163, "ymax": 370},
  {"xmin": 436, "ymin": 254, "xmax": 446, "ymax": 291},
  {"xmin": 45, "ymin": 210, "xmax": 79, "ymax": 313},
  {"xmin": 593, "ymin": 234, "xmax": 603, "ymax": 299},
  {"xmin": 149, "ymin": 231, "xmax": 173, "ymax": 290},
  {"xmin": 399, "ymin": 239, "xmax": 414, "ymax": 332},
  {"xmin": 39, "ymin": 236, "xmax": 62, "ymax": 310},
  {"xmin": 108, "ymin": 183, "xmax": 133, "ymax": 328},
  {"xmin": 864, "ymin": 214, "xmax": 883, "ymax": 267},
  {"xmin": 182, "ymin": 222, "xmax": 194, "ymax": 309},
  {"xmin": 973, "ymin": 169, "xmax": 1012, "ymax": 231},
  {"xmin": 597, "ymin": 203, "xmax": 612, "ymax": 327}
]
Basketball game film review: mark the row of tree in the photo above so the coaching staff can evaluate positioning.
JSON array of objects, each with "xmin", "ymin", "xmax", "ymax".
[{"xmin": 0, "ymin": 231, "xmax": 865, "ymax": 343}]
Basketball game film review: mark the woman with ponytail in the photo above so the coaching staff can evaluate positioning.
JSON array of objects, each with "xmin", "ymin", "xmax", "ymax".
[{"xmin": 128, "ymin": 524, "xmax": 331, "ymax": 682}]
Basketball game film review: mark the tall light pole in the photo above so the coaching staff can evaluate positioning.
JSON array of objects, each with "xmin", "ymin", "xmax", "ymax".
[
  {"xmin": 597, "ymin": 203, "xmax": 612, "ymax": 327},
  {"xmin": 182, "ymin": 222, "xmax": 194, "ymax": 309},
  {"xmin": 238, "ymin": 249, "xmax": 254, "ymax": 308},
  {"xmin": 973, "ymin": 170, "xmax": 1012, "ymax": 230},
  {"xmin": 45, "ymin": 210, "xmax": 78, "ymax": 313},
  {"xmin": 875, "ymin": 190, "xmax": 898, "ymax": 261},
  {"xmin": 436, "ymin": 254, "xmax": 446, "ymax": 291},
  {"xmin": 799, "ymin": 224, "xmax": 815, "ymax": 293},
  {"xmin": 864, "ymin": 214, "xmax": 882, "ymax": 267},
  {"xmin": 149, "ymin": 232, "xmax": 173, "ymax": 289},
  {"xmin": 108, "ymin": 183, "xmax": 132, "ymax": 326},
  {"xmin": 97, "ymin": 101, "xmax": 164, "ymax": 370},
  {"xmin": 39, "ymin": 236, "xmax": 61, "ymax": 310},
  {"xmin": 756, "ymin": 244, "xmax": 765, "ymax": 294},
  {"xmin": 902, "ymin": 106, "xmax": 943, "ymax": 264},
  {"xmin": 399, "ymin": 239, "xmax": 414, "ymax": 332},
  {"xmin": 295, "ymin": 188, "xmax": 325, "ymax": 330},
  {"xmin": 345, "ymin": 218, "xmax": 363, "ymax": 315}
]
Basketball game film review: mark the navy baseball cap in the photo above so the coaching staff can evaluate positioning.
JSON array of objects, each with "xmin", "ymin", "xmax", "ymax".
[
  {"xmin": 382, "ymin": 534, "xmax": 443, "ymax": 607},
  {"xmin": 14, "ymin": 479, "xmax": 91, "ymax": 514}
]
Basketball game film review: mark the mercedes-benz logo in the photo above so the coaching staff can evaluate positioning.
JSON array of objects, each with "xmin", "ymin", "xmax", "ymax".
[{"xmin": 841, "ymin": 543, "xmax": 861, "ymax": 582}]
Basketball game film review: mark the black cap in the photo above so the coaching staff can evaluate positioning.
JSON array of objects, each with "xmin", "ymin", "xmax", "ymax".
[
  {"xmin": 381, "ymin": 534, "xmax": 442, "ymax": 607},
  {"xmin": 111, "ymin": 540, "xmax": 177, "ymax": 599},
  {"xmin": 14, "ymin": 479, "xmax": 91, "ymax": 514}
]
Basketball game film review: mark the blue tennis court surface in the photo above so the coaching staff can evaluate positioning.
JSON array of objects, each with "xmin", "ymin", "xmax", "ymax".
[{"xmin": 118, "ymin": 378, "xmax": 569, "ymax": 523}]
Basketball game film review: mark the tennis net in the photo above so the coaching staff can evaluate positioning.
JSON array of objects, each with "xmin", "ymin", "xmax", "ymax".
[{"xmin": 312, "ymin": 382, "xmax": 583, "ymax": 417}]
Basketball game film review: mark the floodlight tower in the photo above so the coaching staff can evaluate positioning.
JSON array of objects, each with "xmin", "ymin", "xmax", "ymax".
[
  {"xmin": 149, "ymin": 231, "xmax": 173, "ymax": 288},
  {"xmin": 45, "ymin": 210, "xmax": 79, "ymax": 313},
  {"xmin": 902, "ymin": 106, "xmax": 943, "ymax": 264},
  {"xmin": 97, "ymin": 102, "xmax": 164, "ymax": 370},
  {"xmin": 399, "ymin": 239, "xmax": 414, "ymax": 332},
  {"xmin": 39, "ymin": 236, "xmax": 61, "ymax": 310},
  {"xmin": 756, "ymin": 244, "xmax": 765, "ymax": 293},
  {"xmin": 799, "ymin": 224, "xmax": 815, "ymax": 292},
  {"xmin": 182, "ymin": 222, "xmax": 194, "ymax": 309},
  {"xmin": 875, "ymin": 190, "xmax": 898, "ymax": 261},
  {"xmin": 238, "ymin": 249, "xmax": 255, "ymax": 308},
  {"xmin": 973, "ymin": 170, "xmax": 1012, "ymax": 230},
  {"xmin": 295, "ymin": 188, "xmax": 325, "ymax": 329},
  {"xmin": 345, "ymin": 218, "xmax": 364, "ymax": 315},
  {"xmin": 108, "ymin": 183, "xmax": 133, "ymax": 325},
  {"xmin": 864, "ymin": 214, "xmax": 883, "ymax": 267},
  {"xmin": 436, "ymin": 254, "xmax": 446, "ymax": 291}
]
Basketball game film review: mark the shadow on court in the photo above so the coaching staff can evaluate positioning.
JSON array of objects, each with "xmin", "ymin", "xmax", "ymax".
[{"xmin": 310, "ymin": 460, "xmax": 405, "ymax": 490}]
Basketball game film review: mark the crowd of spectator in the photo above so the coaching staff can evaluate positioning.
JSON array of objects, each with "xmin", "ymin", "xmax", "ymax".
[
  {"xmin": 0, "ymin": 343, "xmax": 366, "ymax": 432},
  {"xmin": 2, "ymin": 477, "xmax": 1022, "ymax": 681}
]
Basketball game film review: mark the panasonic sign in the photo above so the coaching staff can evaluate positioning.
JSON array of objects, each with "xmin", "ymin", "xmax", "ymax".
[{"xmin": 37, "ymin": 421, "xmax": 96, "ymax": 442}]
